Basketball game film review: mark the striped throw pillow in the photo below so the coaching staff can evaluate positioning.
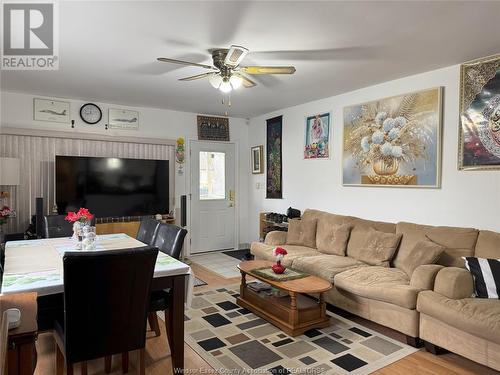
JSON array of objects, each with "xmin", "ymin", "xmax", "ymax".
[{"xmin": 463, "ymin": 257, "xmax": 500, "ymax": 299}]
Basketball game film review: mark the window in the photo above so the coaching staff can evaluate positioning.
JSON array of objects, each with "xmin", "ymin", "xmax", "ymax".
[{"xmin": 199, "ymin": 151, "xmax": 226, "ymax": 200}]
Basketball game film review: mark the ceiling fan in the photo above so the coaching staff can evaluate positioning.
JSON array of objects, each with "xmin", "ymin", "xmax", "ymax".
[{"xmin": 157, "ymin": 45, "xmax": 296, "ymax": 93}]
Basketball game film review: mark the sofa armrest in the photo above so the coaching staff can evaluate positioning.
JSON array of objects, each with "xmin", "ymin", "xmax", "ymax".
[
  {"xmin": 264, "ymin": 231, "xmax": 287, "ymax": 246},
  {"xmin": 410, "ymin": 264, "xmax": 444, "ymax": 290},
  {"xmin": 434, "ymin": 267, "xmax": 474, "ymax": 300}
]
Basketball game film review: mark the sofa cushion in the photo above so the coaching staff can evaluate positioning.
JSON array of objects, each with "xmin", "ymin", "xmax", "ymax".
[
  {"xmin": 354, "ymin": 228, "xmax": 402, "ymax": 267},
  {"xmin": 334, "ymin": 266, "xmax": 419, "ymax": 309},
  {"xmin": 250, "ymin": 242, "xmax": 321, "ymax": 266},
  {"xmin": 417, "ymin": 290, "xmax": 500, "ymax": 345},
  {"xmin": 398, "ymin": 239, "xmax": 445, "ymax": 277},
  {"xmin": 316, "ymin": 223, "xmax": 352, "ymax": 256},
  {"xmin": 292, "ymin": 255, "xmax": 367, "ymax": 283},
  {"xmin": 393, "ymin": 222, "xmax": 479, "ymax": 268},
  {"xmin": 475, "ymin": 230, "xmax": 500, "ymax": 259},
  {"xmin": 286, "ymin": 218, "xmax": 317, "ymax": 248},
  {"xmin": 464, "ymin": 257, "xmax": 500, "ymax": 299}
]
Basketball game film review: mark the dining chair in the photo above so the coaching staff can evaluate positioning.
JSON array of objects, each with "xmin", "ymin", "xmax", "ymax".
[
  {"xmin": 136, "ymin": 217, "xmax": 161, "ymax": 246},
  {"xmin": 43, "ymin": 215, "xmax": 74, "ymax": 239},
  {"xmin": 147, "ymin": 224, "xmax": 187, "ymax": 337},
  {"xmin": 0, "ymin": 311, "xmax": 9, "ymax": 375},
  {"xmin": 55, "ymin": 247, "xmax": 158, "ymax": 375}
]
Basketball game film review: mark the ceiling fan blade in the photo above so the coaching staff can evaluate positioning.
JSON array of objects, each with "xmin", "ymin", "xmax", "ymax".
[
  {"xmin": 178, "ymin": 72, "xmax": 215, "ymax": 81},
  {"xmin": 224, "ymin": 45, "xmax": 249, "ymax": 67},
  {"xmin": 240, "ymin": 66, "xmax": 296, "ymax": 75},
  {"xmin": 240, "ymin": 74, "xmax": 256, "ymax": 88},
  {"xmin": 157, "ymin": 57, "xmax": 213, "ymax": 70}
]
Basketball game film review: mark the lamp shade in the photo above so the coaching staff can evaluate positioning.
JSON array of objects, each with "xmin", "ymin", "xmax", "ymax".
[{"xmin": 0, "ymin": 157, "xmax": 20, "ymax": 186}]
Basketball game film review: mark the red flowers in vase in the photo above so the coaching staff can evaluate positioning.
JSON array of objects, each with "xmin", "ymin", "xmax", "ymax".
[
  {"xmin": 0, "ymin": 205, "xmax": 15, "ymax": 226},
  {"xmin": 65, "ymin": 207, "xmax": 94, "ymax": 223},
  {"xmin": 272, "ymin": 247, "xmax": 288, "ymax": 274}
]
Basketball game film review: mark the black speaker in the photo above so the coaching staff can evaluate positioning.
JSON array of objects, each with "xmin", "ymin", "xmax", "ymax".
[
  {"xmin": 35, "ymin": 197, "xmax": 44, "ymax": 238},
  {"xmin": 180, "ymin": 195, "xmax": 187, "ymax": 227}
]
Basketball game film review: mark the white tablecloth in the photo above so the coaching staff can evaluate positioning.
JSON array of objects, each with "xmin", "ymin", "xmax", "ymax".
[{"xmin": 1, "ymin": 233, "xmax": 194, "ymax": 307}]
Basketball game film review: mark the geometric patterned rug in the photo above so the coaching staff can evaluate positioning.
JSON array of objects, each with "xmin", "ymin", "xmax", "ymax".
[{"xmin": 183, "ymin": 285, "xmax": 418, "ymax": 374}]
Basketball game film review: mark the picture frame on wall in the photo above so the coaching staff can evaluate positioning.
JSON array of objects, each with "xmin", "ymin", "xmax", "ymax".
[
  {"xmin": 304, "ymin": 112, "xmax": 331, "ymax": 159},
  {"xmin": 459, "ymin": 53, "xmax": 500, "ymax": 170},
  {"xmin": 266, "ymin": 116, "xmax": 283, "ymax": 199},
  {"xmin": 33, "ymin": 98, "xmax": 70, "ymax": 123},
  {"xmin": 197, "ymin": 115, "xmax": 230, "ymax": 141},
  {"xmin": 108, "ymin": 108, "xmax": 139, "ymax": 129},
  {"xmin": 251, "ymin": 145, "xmax": 264, "ymax": 174},
  {"xmin": 343, "ymin": 87, "xmax": 443, "ymax": 188}
]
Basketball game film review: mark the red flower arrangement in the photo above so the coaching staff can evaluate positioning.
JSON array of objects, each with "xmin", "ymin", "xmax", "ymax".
[
  {"xmin": 0, "ymin": 205, "xmax": 15, "ymax": 226},
  {"xmin": 65, "ymin": 207, "xmax": 94, "ymax": 223},
  {"xmin": 272, "ymin": 247, "xmax": 288, "ymax": 274}
]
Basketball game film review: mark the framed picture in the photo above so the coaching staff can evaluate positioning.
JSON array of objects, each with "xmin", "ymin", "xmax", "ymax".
[
  {"xmin": 33, "ymin": 98, "xmax": 70, "ymax": 123},
  {"xmin": 266, "ymin": 116, "xmax": 283, "ymax": 198},
  {"xmin": 197, "ymin": 115, "xmax": 230, "ymax": 141},
  {"xmin": 459, "ymin": 54, "xmax": 500, "ymax": 170},
  {"xmin": 304, "ymin": 112, "xmax": 330, "ymax": 159},
  {"xmin": 343, "ymin": 87, "xmax": 443, "ymax": 187},
  {"xmin": 251, "ymin": 145, "xmax": 264, "ymax": 174},
  {"xmin": 108, "ymin": 108, "xmax": 139, "ymax": 129}
]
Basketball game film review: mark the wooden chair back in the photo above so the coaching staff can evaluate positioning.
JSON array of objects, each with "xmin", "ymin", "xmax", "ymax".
[{"xmin": 0, "ymin": 310, "xmax": 9, "ymax": 375}]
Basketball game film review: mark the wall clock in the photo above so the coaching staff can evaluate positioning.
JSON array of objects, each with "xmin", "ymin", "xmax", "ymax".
[{"xmin": 79, "ymin": 103, "xmax": 102, "ymax": 124}]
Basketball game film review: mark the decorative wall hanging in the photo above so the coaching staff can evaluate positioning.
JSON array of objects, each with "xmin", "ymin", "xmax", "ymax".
[
  {"xmin": 304, "ymin": 112, "xmax": 330, "ymax": 159},
  {"xmin": 108, "ymin": 108, "xmax": 139, "ymax": 129},
  {"xmin": 197, "ymin": 115, "xmax": 230, "ymax": 141},
  {"xmin": 343, "ymin": 87, "xmax": 442, "ymax": 187},
  {"xmin": 33, "ymin": 98, "xmax": 70, "ymax": 123},
  {"xmin": 176, "ymin": 137, "xmax": 185, "ymax": 175},
  {"xmin": 459, "ymin": 54, "xmax": 500, "ymax": 170},
  {"xmin": 266, "ymin": 116, "xmax": 283, "ymax": 198},
  {"xmin": 251, "ymin": 145, "xmax": 264, "ymax": 174}
]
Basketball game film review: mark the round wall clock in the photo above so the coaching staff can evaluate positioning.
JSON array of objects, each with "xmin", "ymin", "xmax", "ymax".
[{"xmin": 80, "ymin": 103, "xmax": 102, "ymax": 124}]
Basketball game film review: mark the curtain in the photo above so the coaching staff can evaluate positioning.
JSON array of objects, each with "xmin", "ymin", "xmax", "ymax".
[{"xmin": 0, "ymin": 134, "xmax": 175, "ymax": 234}]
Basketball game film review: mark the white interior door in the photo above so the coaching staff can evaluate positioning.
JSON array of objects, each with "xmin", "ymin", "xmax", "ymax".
[{"xmin": 190, "ymin": 141, "xmax": 236, "ymax": 253}]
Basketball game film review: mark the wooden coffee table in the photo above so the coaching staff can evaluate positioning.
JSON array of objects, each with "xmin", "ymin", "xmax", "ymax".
[{"xmin": 236, "ymin": 260, "xmax": 332, "ymax": 337}]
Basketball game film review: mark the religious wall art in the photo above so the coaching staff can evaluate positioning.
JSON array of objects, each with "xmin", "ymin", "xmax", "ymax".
[
  {"xmin": 197, "ymin": 115, "xmax": 230, "ymax": 141},
  {"xmin": 304, "ymin": 112, "xmax": 330, "ymax": 159}
]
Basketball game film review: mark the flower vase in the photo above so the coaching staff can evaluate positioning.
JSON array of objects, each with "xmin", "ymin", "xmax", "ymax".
[
  {"xmin": 373, "ymin": 158, "xmax": 400, "ymax": 176},
  {"xmin": 272, "ymin": 260, "xmax": 286, "ymax": 274}
]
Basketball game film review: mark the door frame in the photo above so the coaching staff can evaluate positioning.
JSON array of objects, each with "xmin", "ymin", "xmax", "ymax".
[{"xmin": 187, "ymin": 139, "xmax": 240, "ymax": 255}]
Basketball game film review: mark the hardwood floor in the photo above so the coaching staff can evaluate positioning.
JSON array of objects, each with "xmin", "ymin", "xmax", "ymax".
[{"xmin": 34, "ymin": 262, "xmax": 497, "ymax": 375}]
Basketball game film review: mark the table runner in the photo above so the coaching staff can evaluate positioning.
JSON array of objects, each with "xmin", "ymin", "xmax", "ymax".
[{"xmin": 2, "ymin": 233, "xmax": 194, "ymax": 306}]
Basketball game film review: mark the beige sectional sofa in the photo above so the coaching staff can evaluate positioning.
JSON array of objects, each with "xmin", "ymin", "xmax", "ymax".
[{"xmin": 250, "ymin": 209, "xmax": 500, "ymax": 371}]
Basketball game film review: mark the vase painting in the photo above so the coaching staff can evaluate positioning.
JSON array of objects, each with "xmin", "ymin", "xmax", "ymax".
[
  {"xmin": 459, "ymin": 54, "xmax": 500, "ymax": 170},
  {"xmin": 343, "ymin": 87, "xmax": 443, "ymax": 187}
]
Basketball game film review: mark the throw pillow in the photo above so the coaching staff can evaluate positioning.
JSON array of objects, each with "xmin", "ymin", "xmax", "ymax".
[
  {"xmin": 316, "ymin": 222, "xmax": 352, "ymax": 256},
  {"xmin": 463, "ymin": 257, "xmax": 500, "ymax": 299},
  {"xmin": 356, "ymin": 228, "xmax": 402, "ymax": 267},
  {"xmin": 398, "ymin": 239, "xmax": 445, "ymax": 277},
  {"xmin": 286, "ymin": 219, "xmax": 317, "ymax": 248}
]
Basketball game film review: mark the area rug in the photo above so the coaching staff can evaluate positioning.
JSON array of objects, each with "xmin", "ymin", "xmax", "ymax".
[
  {"xmin": 222, "ymin": 249, "xmax": 253, "ymax": 261},
  {"xmin": 183, "ymin": 285, "xmax": 418, "ymax": 374}
]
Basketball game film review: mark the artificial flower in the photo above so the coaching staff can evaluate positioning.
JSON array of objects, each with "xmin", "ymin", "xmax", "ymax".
[
  {"xmin": 375, "ymin": 112, "xmax": 387, "ymax": 125},
  {"xmin": 273, "ymin": 247, "xmax": 288, "ymax": 256},
  {"xmin": 394, "ymin": 116, "xmax": 407, "ymax": 128},
  {"xmin": 392, "ymin": 145, "xmax": 403, "ymax": 158},
  {"xmin": 388, "ymin": 127, "xmax": 400, "ymax": 140},
  {"xmin": 381, "ymin": 142, "xmax": 393, "ymax": 156},
  {"xmin": 383, "ymin": 118, "xmax": 395, "ymax": 132},
  {"xmin": 372, "ymin": 130, "xmax": 385, "ymax": 144}
]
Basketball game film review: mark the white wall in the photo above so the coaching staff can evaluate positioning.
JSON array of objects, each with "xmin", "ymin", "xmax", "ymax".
[
  {"xmin": 248, "ymin": 65, "xmax": 500, "ymax": 240},
  {"xmin": 0, "ymin": 91, "xmax": 250, "ymax": 248}
]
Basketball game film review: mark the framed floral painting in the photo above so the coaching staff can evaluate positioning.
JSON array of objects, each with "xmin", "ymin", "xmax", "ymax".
[
  {"xmin": 304, "ymin": 112, "xmax": 330, "ymax": 159},
  {"xmin": 459, "ymin": 54, "xmax": 500, "ymax": 170},
  {"xmin": 343, "ymin": 87, "xmax": 443, "ymax": 187}
]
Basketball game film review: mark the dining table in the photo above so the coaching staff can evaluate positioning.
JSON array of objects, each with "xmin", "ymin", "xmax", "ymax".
[{"xmin": 1, "ymin": 233, "xmax": 194, "ymax": 372}]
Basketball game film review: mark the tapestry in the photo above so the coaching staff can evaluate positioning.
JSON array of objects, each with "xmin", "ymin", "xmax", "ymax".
[{"xmin": 266, "ymin": 116, "xmax": 283, "ymax": 198}]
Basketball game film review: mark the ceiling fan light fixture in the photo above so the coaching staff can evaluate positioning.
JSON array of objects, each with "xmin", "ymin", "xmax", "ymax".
[
  {"xmin": 219, "ymin": 80, "xmax": 232, "ymax": 93},
  {"xmin": 229, "ymin": 74, "xmax": 243, "ymax": 89},
  {"xmin": 209, "ymin": 74, "xmax": 222, "ymax": 89}
]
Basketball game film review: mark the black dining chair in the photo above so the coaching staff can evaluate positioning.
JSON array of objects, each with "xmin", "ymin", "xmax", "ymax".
[
  {"xmin": 43, "ymin": 215, "xmax": 74, "ymax": 239},
  {"xmin": 147, "ymin": 224, "xmax": 187, "ymax": 337},
  {"xmin": 136, "ymin": 217, "xmax": 161, "ymax": 246},
  {"xmin": 54, "ymin": 247, "xmax": 158, "ymax": 375}
]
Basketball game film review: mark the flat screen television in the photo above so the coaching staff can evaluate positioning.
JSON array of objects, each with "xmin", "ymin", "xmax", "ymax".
[{"xmin": 56, "ymin": 155, "xmax": 169, "ymax": 218}]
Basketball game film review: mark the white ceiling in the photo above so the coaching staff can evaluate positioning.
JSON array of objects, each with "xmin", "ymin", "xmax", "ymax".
[{"xmin": 2, "ymin": 1, "xmax": 500, "ymax": 118}]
